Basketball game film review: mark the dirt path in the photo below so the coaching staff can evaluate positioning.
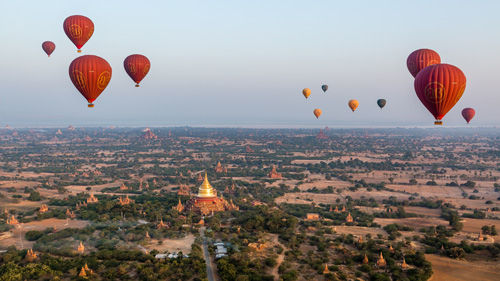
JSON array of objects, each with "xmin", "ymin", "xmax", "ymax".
[{"xmin": 270, "ymin": 234, "xmax": 286, "ymax": 280}]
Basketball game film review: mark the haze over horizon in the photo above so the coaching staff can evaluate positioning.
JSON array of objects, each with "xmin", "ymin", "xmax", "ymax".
[{"xmin": 2, "ymin": 0, "xmax": 499, "ymax": 127}]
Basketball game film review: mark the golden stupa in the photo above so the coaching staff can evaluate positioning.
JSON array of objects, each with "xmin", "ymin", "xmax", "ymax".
[
  {"xmin": 185, "ymin": 173, "xmax": 237, "ymax": 215},
  {"xmin": 197, "ymin": 173, "xmax": 217, "ymax": 198}
]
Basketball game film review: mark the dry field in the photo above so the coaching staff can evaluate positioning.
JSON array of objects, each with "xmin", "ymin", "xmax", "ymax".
[
  {"xmin": 374, "ymin": 217, "xmax": 449, "ymax": 229},
  {"xmin": 0, "ymin": 219, "xmax": 89, "ymax": 249},
  {"xmin": 143, "ymin": 234, "xmax": 195, "ymax": 254},
  {"xmin": 426, "ymin": 254, "xmax": 500, "ymax": 281}
]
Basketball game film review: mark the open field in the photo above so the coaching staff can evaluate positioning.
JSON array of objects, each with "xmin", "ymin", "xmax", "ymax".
[{"xmin": 426, "ymin": 254, "xmax": 500, "ymax": 281}]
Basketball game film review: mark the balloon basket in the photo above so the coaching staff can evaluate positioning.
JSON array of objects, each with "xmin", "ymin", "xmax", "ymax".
[
  {"xmin": 135, "ymin": 84, "xmax": 140, "ymax": 87},
  {"xmin": 77, "ymin": 49, "xmax": 82, "ymax": 53},
  {"xmin": 88, "ymin": 104, "xmax": 94, "ymax": 108},
  {"xmin": 434, "ymin": 121, "xmax": 443, "ymax": 125}
]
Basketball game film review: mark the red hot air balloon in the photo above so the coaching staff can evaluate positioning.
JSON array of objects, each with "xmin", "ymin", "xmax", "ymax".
[
  {"xmin": 42, "ymin": 41, "xmax": 55, "ymax": 57},
  {"xmin": 63, "ymin": 15, "xmax": 94, "ymax": 53},
  {"xmin": 68, "ymin": 55, "xmax": 112, "ymax": 107},
  {"xmin": 124, "ymin": 55, "xmax": 151, "ymax": 87},
  {"xmin": 414, "ymin": 64, "xmax": 466, "ymax": 125},
  {"xmin": 461, "ymin": 108, "xmax": 475, "ymax": 124},
  {"xmin": 407, "ymin": 49, "xmax": 441, "ymax": 77}
]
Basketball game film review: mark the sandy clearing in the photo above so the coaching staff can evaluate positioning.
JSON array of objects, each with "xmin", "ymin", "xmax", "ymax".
[
  {"xmin": 144, "ymin": 234, "xmax": 195, "ymax": 254},
  {"xmin": 426, "ymin": 254, "xmax": 500, "ymax": 281}
]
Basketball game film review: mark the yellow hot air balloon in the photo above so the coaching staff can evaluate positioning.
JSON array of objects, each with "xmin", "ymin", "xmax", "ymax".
[
  {"xmin": 348, "ymin": 100, "xmax": 359, "ymax": 112},
  {"xmin": 302, "ymin": 88, "xmax": 311, "ymax": 99},
  {"xmin": 313, "ymin": 108, "xmax": 322, "ymax": 119}
]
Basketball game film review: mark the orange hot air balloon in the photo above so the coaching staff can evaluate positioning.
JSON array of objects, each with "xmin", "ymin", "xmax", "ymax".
[
  {"xmin": 414, "ymin": 64, "xmax": 466, "ymax": 125},
  {"xmin": 313, "ymin": 109, "xmax": 322, "ymax": 119},
  {"xmin": 407, "ymin": 49, "xmax": 441, "ymax": 77},
  {"xmin": 461, "ymin": 108, "xmax": 475, "ymax": 124},
  {"xmin": 302, "ymin": 88, "xmax": 311, "ymax": 99},
  {"xmin": 69, "ymin": 55, "xmax": 112, "ymax": 107},
  {"xmin": 63, "ymin": 15, "xmax": 94, "ymax": 53},
  {"xmin": 348, "ymin": 100, "xmax": 359, "ymax": 112},
  {"xmin": 124, "ymin": 54, "xmax": 151, "ymax": 87},
  {"xmin": 42, "ymin": 41, "xmax": 55, "ymax": 57}
]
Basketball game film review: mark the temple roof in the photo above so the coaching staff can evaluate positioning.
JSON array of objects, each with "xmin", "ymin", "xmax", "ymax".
[{"xmin": 198, "ymin": 173, "xmax": 216, "ymax": 198}]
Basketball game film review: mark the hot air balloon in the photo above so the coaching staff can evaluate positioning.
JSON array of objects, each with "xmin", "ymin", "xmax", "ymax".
[
  {"xmin": 69, "ymin": 55, "xmax": 112, "ymax": 107},
  {"xmin": 407, "ymin": 49, "xmax": 441, "ymax": 77},
  {"xmin": 42, "ymin": 41, "xmax": 55, "ymax": 57},
  {"xmin": 461, "ymin": 108, "xmax": 475, "ymax": 124},
  {"xmin": 377, "ymin": 99, "xmax": 386, "ymax": 109},
  {"xmin": 313, "ymin": 109, "xmax": 322, "ymax": 119},
  {"xmin": 63, "ymin": 15, "xmax": 94, "ymax": 53},
  {"xmin": 302, "ymin": 88, "xmax": 311, "ymax": 99},
  {"xmin": 414, "ymin": 64, "xmax": 466, "ymax": 125},
  {"xmin": 124, "ymin": 54, "xmax": 151, "ymax": 87},
  {"xmin": 348, "ymin": 100, "xmax": 359, "ymax": 112},
  {"xmin": 321, "ymin": 85, "xmax": 328, "ymax": 93}
]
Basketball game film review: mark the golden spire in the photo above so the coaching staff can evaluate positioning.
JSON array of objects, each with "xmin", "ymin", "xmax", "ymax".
[{"xmin": 198, "ymin": 173, "xmax": 216, "ymax": 198}]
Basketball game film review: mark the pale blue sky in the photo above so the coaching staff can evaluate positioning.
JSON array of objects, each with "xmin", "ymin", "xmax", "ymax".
[{"xmin": 1, "ymin": 0, "xmax": 499, "ymax": 127}]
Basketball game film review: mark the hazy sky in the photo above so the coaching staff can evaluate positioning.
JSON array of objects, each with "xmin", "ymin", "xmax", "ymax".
[{"xmin": 1, "ymin": 0, "xmax": 499, "ymax": 127}]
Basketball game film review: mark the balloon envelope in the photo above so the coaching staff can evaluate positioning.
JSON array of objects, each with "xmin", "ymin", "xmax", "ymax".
[
  {"xmin": 42, "ymin": 41, "xmax": 55, "ymax": 57},
  {"xmin": 461, "ymin": 108, "xmax": 475, "ymax": 123},
  {"xmin": 407, "ymin": 49, "xmax": 441, "ymax": 77},
  {"xmin": 124, "ymin": 54, "xmax": 151, "ymax": 87},
  {"xmin": 302, "ymin": 88, "xmax": 311, "ymax": 99},
  {"xmin": 69, "ymin": 55, "xmax": 112, "ymax": 107},
  {"xmin": 313, "ymin": 109, "xmax": 322, "ymax": 119},
  {"xmin": 321, "ymin": 85, "xmax": 328, "ymax": 92},
  {"xmin": 377, "ymin": 99, "xmax": 386, "ymax": 109},
  {"xmin": 348, "ymin": 100, "xmax": 359, "ymax": 112},
  {"xmin": 414, "ymin": 64, "xmax": 466, "ymax": 124},
  {"xmin": 63, "ymin": 15, "xmax": 94, "ymax": 52}
]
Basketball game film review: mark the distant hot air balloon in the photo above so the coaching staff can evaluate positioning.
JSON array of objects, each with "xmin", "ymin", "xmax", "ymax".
[
  {"xmin": 461, "ymin": 108, "xmax": 475, "ymax": 124},
  {"xmin": 321, "ymin": 85, "xmax": 328, "ymax": 93},
  {"xmin": 63, "ymin": 15, "xmax": 94, "ymax": 53},
  {"xmin": 348, "ymin": 100, "xmax": 359, "ymax": 112},
  {"xmin": 313, "ymin": 109, "xmax": 322, "ymax": 119},
  {"xmin": 42, "ymin": 41, "xmax": 55, "ymax": 57},
  {"xmin": 414, "ymin": 64, "xmax": 466, "ymax": 125},
  {"xmin": 377, "ymin": 99, "xmax": 386, "ymax": 109},
  {"xmin": 68, "ymin": 55, "xmax": 112, "ymax": 107},
  {"xmin": 124, "ymin": 54, "xmax": 151, "ymax": 87},
  {"xmin": 407, "ymin": 49, "xmax": 441, "ymax": 77},
  {"xmin": 302, "ymin": 88, "xmax": 311, "ymax": 99}
]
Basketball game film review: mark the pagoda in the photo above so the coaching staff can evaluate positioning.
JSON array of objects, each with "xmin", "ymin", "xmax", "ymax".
[
  {"xmin": 173, "ymin": 198, "xmax": 184, "ymax": 212},
  {"xmin": 142, "ymin": 128, "xmax": 158, "ymax": 140},
  {"xmin": 119, "ymin": 183, "xmax": 128, "ymax": 190},
  {"xmin": 25, "ymin": 249, "xmax": 38, "ymax": 262},
  {"xmin": 345, "ymin": 212, "xmax": 354, "ymax": 223},
  {"xmin": 268, "ymin": 165, "xmax": 282, "ymax": 179},
  {"xmin": 7, "ymin": 215, "xmax": 19, "ymax": 225},
  {"xmin": 322, "ymin": 264, "xmax": 330, "ymax": 274},
  {"xmin": 118, "ymin": 195, "xmax": 133, "ymax": 205},
  {"xmin": 87, "ymin": 193, "xmax": 98, "ymax": 204},
  {"xmin": 401, "ymin": 256, "xmax": 408, "ymax": 269},
  {"xmin": 39, "ymin": 204, "xmax": 49, "ymax": 214},
  {"xmin": 246, "ymin": 145, "xmax": 254, "ymax": 153},
  {"xmin": 363, "ymin": 253, "xmax": 369, "ymax": 264},
  {"xmin": 185, "ymin": 173, "xmax": 237, "ymax": 215},
  {"xmin": 376, "ymin": 252, "xmax": 386, "ymax": 267},
  {"xmin": 77, "ymin": 241, "xmax": 85, "ymax": 254},
  {"xmin": 215, "ymin": 161, "xmax": 224, "ymax": 173}
]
